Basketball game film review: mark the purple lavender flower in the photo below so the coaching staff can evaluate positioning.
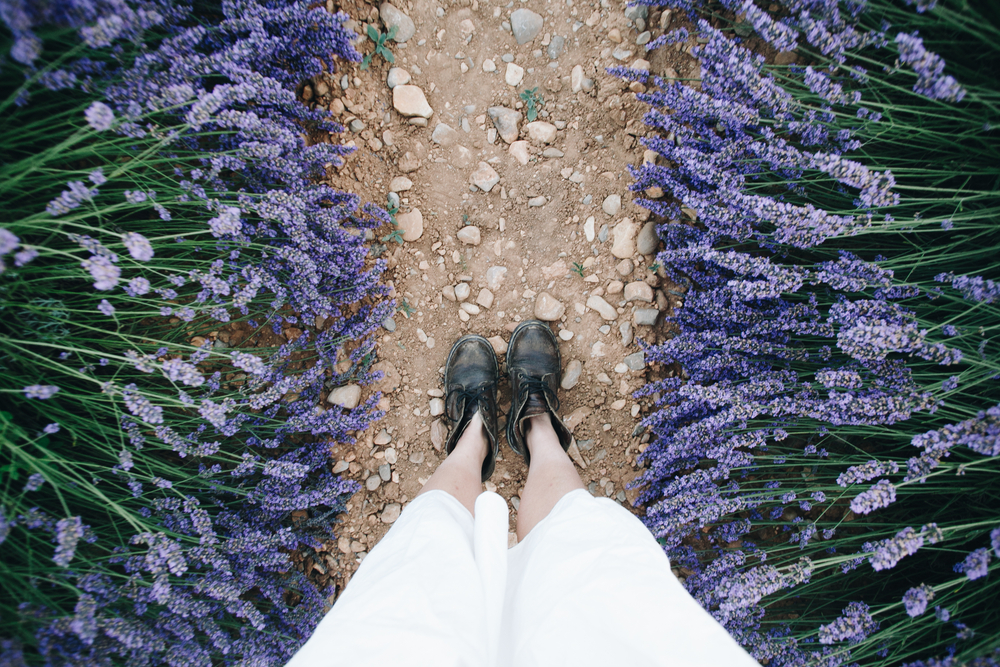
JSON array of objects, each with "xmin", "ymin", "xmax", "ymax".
[
  {"xmin": 231, "ymin": 351, "xmax": 268, "ymax": 376},
  {"xmin": 23, "ymin": 473, "xmax": 45, "ymax": 492},
  {"xmin": 902, "ymin": 584, "xmax": 934, "ymax": 617},
  {"xmin": 97, "ymin": 299, "xmax": 115, "ymax": 316},
  {"xmin": 43, "ymin": 423, "xmax": 60, "ymax": 434},
  {"xmin": 46, "ymin": 181, "xmax": 95, "ymax": 216},
  {"xmin": 24, "ymin": 385, "xmax": 60, "ymax": 399},
  {"xmin": 84, "ymin": 101, "xmax": 115, "ymax": 131},
  {"xmin": 895, "ymin": 32, "xmax": 966, "ymax": 102},
  {"xmin": 0, "ymin": 228, "xmax": 18, "ymax": 254},
  {"xmin": 935, "ymin": 606, "xmax": 950, "ymax": 622},
  {"xmin": 89, "ymin": 168, "xmax": 107, "ymax": 185},
  {"xmin": 161, "ymin": 359, "xmax": 205, "ymax": 387},
  {"xmin": 991, "ymin": 527, "xmax": 1000, "ymax": 558},
  {"xmin": 955, "ymin": 548, "xmax": 990, "ymax": 580},
  {"xmin": 818, "ymin": 601, "xmax": 878, "ymax": 645},
  {"xmin": 125, "ymin": 276, "xmax": 151, "ymax": 296},
  {"xmin": 81, "ymin": 254, "xmax": 120, "ymax": 290},
  {"xmin": 70, "ymin": 594, "xmax": 98, "ymax": 646},
  {"xmin": 14, "ymin": 248, "xmax": 38, "ymax": 266},
  {"xmin": 850, "ymin": 479, "xmax": 897, "ymax": 515},
  {"xmin": 0, "ymin": 507, "xmax": 10, "ymax": 545},
  {"xmin": 870, "ymin": 524, "xmax": 942, "ymax": 571},
  {"xmin": 53, "ymin": 516, "xmax": 84, "ymax": 566},
  {"xmin": 122, "ymin": 232, "xmax": 154, "ymax": 261},
  {"xmin": 207, "ymin": 206, "xmax": 241, "ymax": 237},
  {"xmin": 122, "ymin": 384, "xmax": 163, "ymax": 424}
]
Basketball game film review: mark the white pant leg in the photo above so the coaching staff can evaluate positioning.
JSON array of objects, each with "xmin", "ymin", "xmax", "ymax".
[
  {"xmin": 499, "ymin": 489, "xmax": 760, "ymax": 667},
  {"xmin": 286, "ymin": 490, "xmax": 503, "ymax": 667}
]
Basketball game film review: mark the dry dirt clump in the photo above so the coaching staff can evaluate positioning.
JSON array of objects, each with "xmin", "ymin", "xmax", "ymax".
[{"xmin": 295, "ymin": 0, "xmax": 700, "ymax": 596}]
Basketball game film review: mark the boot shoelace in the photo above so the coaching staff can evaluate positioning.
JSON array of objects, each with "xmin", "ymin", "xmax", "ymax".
[
  {"xmin": 514, "ymin": 374, "xmax": 560, "ymax": 413},
  {"xmin": 445, "ymin": 383, "xmax": 493, "ymax": 422}
]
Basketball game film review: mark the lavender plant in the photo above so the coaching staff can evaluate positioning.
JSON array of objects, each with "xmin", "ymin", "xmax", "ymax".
[
  {"xmin": 0, "ymin": 2, "xmax": 393, "ymax": 664},
  {"xmin": 622, "ymin": 0, "xmax": 1000, "ymax": 664}
]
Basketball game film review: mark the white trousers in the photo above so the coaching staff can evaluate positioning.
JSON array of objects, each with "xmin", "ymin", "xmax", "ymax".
[{"xmin": 286, "ymin": 489, "xmax": 759, "ymax": 667}]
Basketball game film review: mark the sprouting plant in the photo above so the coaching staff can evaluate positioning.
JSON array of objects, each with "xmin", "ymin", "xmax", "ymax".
[
  {"xmin": 571, "ymin": 262, "xmax": 585, "ymax": 277},
  {"xmin": 381, "ymin": 196, "xmax": 404, "ymax": 244},
  {"xmin": 398, "ymin": 299, "xmax": 415, "ymax": 317},
  {"xmin": 361, "ymin": 24, "xmax": 397, "ymax": 70},
  {"xmin": 647, "ymin": 262, "xmax": 662, "ymax": 273},
  {"xmin": 520, "ymin": 87, "xmax": 544, "ymax": 122}
]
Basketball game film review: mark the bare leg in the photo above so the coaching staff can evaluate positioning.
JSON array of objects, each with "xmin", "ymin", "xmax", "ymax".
[
  {"xmin": 416, "ymin": 410, "xmax": 487, "ymax": 516},
  {"xmin": 516, "ymin": 413, "xmax": 586, "ymax": 541}
]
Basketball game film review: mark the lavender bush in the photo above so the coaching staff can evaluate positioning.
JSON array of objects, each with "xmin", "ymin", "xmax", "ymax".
[
  {"xmin": 0, "ymin": 2, "xmax": 393, "ymax": 664},
  {"xmin": 622, "ymin": 0, "xmax": 1000, "ymax": 664}
]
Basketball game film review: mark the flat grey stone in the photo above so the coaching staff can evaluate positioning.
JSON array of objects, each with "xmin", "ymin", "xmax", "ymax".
[
  {"xmin": 561, "ymin": 359, "xmax": 583, "ymax": 390},
  {"xmin": 349, "ymin": 119, "xmax": 365, "ymax": 132},
  {"xmin": 488, "ymin": 106, "xmax": 522, "ymax": 144},
  {"xmin": 382, "ymin": 316, "xmax": 396, "ymax": 331},
  {"xmin": 624, "ymin": 4, "xmax": 648, "ymax": 21},
  {"xmin": 502, "ymin": 53, "xmax": 515, "ymax": 63},
  {"xmin": 378, "ymin": 463, "xmax": 392, "ymax": 481},
  {"xmin": 511, "ymin": 8, "xmax": 543, "ymax": 45},
  {"xmin": 432, "ymin": 122, "xmax": 459, "ymax": 146},
  {"xmin": 598, "ymin": 224, "xmax": 609, "ymax": 243},
  {"xmin": 624, "ymin": 351, "xmax": 646, "ymax": 370},
  {"xmin": 386, "ymin": 67, "xmax": 411, "ymax": 88},
  {"xmin": 387, "ymin": 192, "xmax": 400, "ymax": 209},
  {"xmin": 636, "ymin": 220, "xmax": 659, "ymax": 255},
  {"xmin": 542, "ymin": 148, "xmax": 565, "ymax": 158},
  {"xmin": 366, "ymin": 475, "xmax": 381, "ymax": 491},
  {"xmin": 634, "ymin": 308, "xmax": 659, "ymax": 326},
  {"xmin": 470, "ymin": 162, "xmax": 500, "ymax": 193},
  {"xmin": 381, "ymin": 503, "xmax": 401, "ymax": 524},
  {"xmin": 547, "ymin": 35, "xmax": 565, "ymax": 59},
  {"xmin": 380, "ymin": 2, "xmax": 415, "ymax": 42}
]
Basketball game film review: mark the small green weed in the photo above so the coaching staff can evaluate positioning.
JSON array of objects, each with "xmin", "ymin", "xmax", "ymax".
[
  {"xmin": 361, "ymin": 25, "xmax": 397, "ymax": 70},
  {"xmin": 520, "ymin": 87, "xmax": 544, "ymax": 122},
  {"xmin": 571, "ymin": 262, "xmax": 585, "ymax": 277},
  {"xmin": 398, "ymin": 299, "xmax": 415, "ymax": 317},
  {"xmin": 381, "ymin": 196, "xmax": 404, "ymax": 244}
]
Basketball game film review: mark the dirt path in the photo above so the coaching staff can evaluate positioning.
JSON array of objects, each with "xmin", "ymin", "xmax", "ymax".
[{"xmin": 308, "ymin": 0, "xmax": 695, "ymax": 596}]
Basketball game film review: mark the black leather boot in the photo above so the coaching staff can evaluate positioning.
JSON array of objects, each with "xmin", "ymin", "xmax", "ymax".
[
  {"xmin": 505, "ymin": 320, "xmax": 572, "ymax": 466},
  {"xmin": 442, "ymin": 334, "xmax": 501, "ymax": 482}
]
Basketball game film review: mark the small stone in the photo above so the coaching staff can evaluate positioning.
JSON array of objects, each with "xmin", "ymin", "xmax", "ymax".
[
  {"xmin": 349, "ymin": 118, "xmax": 365, "ymax": 133},
  {"xmin": 608, "ymin": 28, "xmax": 622, "ymax": 43},
  {"xmin": 505, "ymin": 62, "xmax": 525, "ymax": 87},
  {"xmin": 528, "ymin": 196, "xmax": 546, "ymax": 207},
  {"xmin": 581, "ymin": 78, "xmax": 595, "ymax": 93},
  {"xmin": 488, "ymin": 106, "xmax": 522, "ymax": 144},
  {"xmin": 488, "ymin": 335, "xmax": 508, "ymax": 355},
  {"xmin": 510, "ymin": 8, "xmax": 544, "ymax": 44},
  {"xmin": 477, "ymin": 289, "xmax": 495, "ymax": 308},
  {"xmin": 542, "ymin": 147, "xmax": 564, "ymax": 158},
  {"xmin": 387, "ymin": 192, "xmax": 400, "ymax": 210},
  {"xmin": 587, "ymin": 295, "xmax": 618, "ymax": 321},
  {"xmin": 483, "ymin": 58, "xmax": 497, "ymax": 72},
  {"xmin": 460, "ymin": 302, "xmax": 481, "ymax": 315},
  {"xmin": 571, "ymin": 65, "xmax": 584, "ymax": 93},
  {"xmin": 636, "ymin": 31, "xmax": 651, "ymax": 45},
  {"xmin": 374, "ymin": 429, "xmax": 391, "ymax": 445},
  {"xmin": 366, "ymin": 475, "xmax": 381, "ymax": 491},
  {"xmin": 459, "ymin": 18, "xmax": 476, "ymax": 38},
  {"xmin": 409, "ymin": 451, "xmax": 425, "ymax": 464},
  {"xmin": 602, "ymin": 194, "xmax": 622, "ymax": 216},
  {"xmin": 386, "ymin": 67, "xmax": 411, "ymax": 88},
  {"xmin": 327, "ymin": 384, "xmax": 361, "ymax": 409},
  {"xmin": 470, "ymin": 162, "xmax": 500, "ymax": 192},
  {"xmin": 396, "ymin": 208, "xmax": 424, "ymax": 242},
  {"xmin": 610, "ymin": 399, "xmax": 627, "ymax": 410},
  {"xmin": 606, "ymin": 280, "xmax": 624, "ymax": 295},
  {"xmin": 508, "ymin": 140, "xmax": 530, "ymax": 165},
  {"xmin": 620, "ymin": 321, "xmax": 634, "ymax": 346},
  {"xmin": 774, "ymin": 51, "xmax": 798, "ymax": 66},
  {"xmin": 392, "ymin": 85, "xmax": 433, "ymax": 118},
  {"xmin": 634, "ymin": 308, "xmax": 659, "ymax": 326},
  {"xmin": 558, "ymin": 329, "xmax": 574, "ymax": 341},
  {"xmin": 596, "ymin": 372, "xmax": 612, "ymax": 385},
  {"xmin": 389, "ymin": 176, "xmax": 413, "ymax": 192},
  {"xmin": 612, "ymin": 46, "xmax": 633, "ymax": 61},
  {"xmin": 457, "ymin": 226, "xmax": 481, "ymax": 245},
  {"xmin": 624, "ymin": 351, "xmax": 646, "ymax": 370},
  {"xmin": 636, "ymin": 220, "xmax": 658, "ymax": 255},
  {"xmin": 547, "ymin": 35, "xmax": 565, "ymax": 59},
  {"xmin": 432, "ymin": 123, "xmax": 459, "ymax": 146},
  {"xmin": 429, "ymin": 398, "xmax": 445, "ymax": 416},
  {"xmin": 611, "ymin": 218, "xmax": 638, "ymax": 259},
  {"xmin": 442, "ymin": 285, "xmax": 457, "ymax": 301},
  {"xmin": 486, "ymin": 266, "xmax": 507, "ymax": 290},
  {"xmin": 502, "ymin": 53, "xmax": 515, "ymax": 63},
  {"xmin": 624, "ymin": 281, "xmax": 654, "ymax": 303},
  {"xmin": 458, "ymin": 309, "xmax": 470, "ymax": 322},
  {"xmin": 525, "ymin": 121, "xmax": 557, "ymax": 144},
  {"xmin": 614, "ymin": 363, "xmax": 629, "ymax": 374},
  {"xmin": 398, "ymin": 151, "xmax": 421, "ymax": 173},
  {"xmin": 616, "ymin": 259, "xmax": 635, "ymax": 276},
  {"xmin": 384, "ymin": 447, "xmax": 398, "ymax": 464},
  {"xmin": 333, "ymin": 460, "xmax": 350, "ymax": 473},
  {"xmin": 454, "ymin": 283, "xmax": 471, "ymax": 301},
  {"xmin": 380, "ymin": 502, "xmax": 402, "ymax": 524},
  {"xmin": 561, "ymin": 359, "xmax": 583, "ymax": 389},
  {"xmin": 631, "ymin": 58, "xmax": 651, "ymax": 72},
  {"xmin": 430, "ymin": 419, "xmax": 446, "ymax": 451},
  {"xmin": 584, "ymin": 216, "xmax": 596, "ymax": 242},
  {"xmin": 599, "ymin": 324, "xmax": 612, "ymax": 335},
  {"xmin": 380, "ymin": 2, "xmax": 415, "ymax": 42},
  {"xmin": 534, "ymin": 292, "xmax": 565, "ymax": 321}
]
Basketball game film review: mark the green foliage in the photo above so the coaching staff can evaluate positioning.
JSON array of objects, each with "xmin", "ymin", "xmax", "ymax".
[
  {"xmin": 361, "ymin": 24, "xmax": 397, "ymax": 70},
  {"xmin": 571, "ymin": 262, "xmax": 585, "ymax": 277},
  {"xmin": 381, "ymin": 195, "xmax": 404, "ymax": 244},
  {"xmin": 519, "ymin": 87, "xmax": 544, "ymax": 122}
]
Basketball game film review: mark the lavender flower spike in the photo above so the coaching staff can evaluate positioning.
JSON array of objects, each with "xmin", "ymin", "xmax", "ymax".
[{"xmin": 84, "ymin": 101, "xmax": 115, "ymax": 131}]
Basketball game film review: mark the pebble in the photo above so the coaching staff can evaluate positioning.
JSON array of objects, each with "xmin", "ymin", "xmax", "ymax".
[
  {"xmin": 483, "ymin": 58, "xmax": 497, "ymax": 72},
  {"xmin": 374, "ymin": 429, "xmax": 392, "ymax": 445},
  {"xmin": 457, "ymin": 225, "xmax": 481, "ymax": 245},
  {"xmin": 461, "ymin": 117, "xmax": 471, "ymax": 132},
  {"xmin": 636, "ymin": 31, "xmax": 651, "ymax": 45},
  {"xmin": 477, "ymin": 289, "xmax": 495, "ymax": 309},
  {"xmin": 382, "ymin": 316, "xmax": 397, "ymax": 331},
  {"xmin": 327, "ymin": 384, "xmax": 361, "ymax": 409},
  {"xmin": 620, "ymin": 321, "xmax": 634, "ymax": 345},
  {"xmin": 542, "ymin": 147, "xmax": 564, "ymax": 158},
  {"xmin": 610, "ymin": 399, "xmax": 627, "ymax": 410},
  {"xmin": 386, "ymin": 67, "xmax": 411, "ymax": 88},
  {"xmin": 384, "ymin": 447, "xmax": 398, "ymax": 464},
  {"xmin": 381, "ymin": 503, "xmax": 402, "ymax": 524},
  {"xmin": 509, "ymin": 141, "xmax": 530, "ymax": 165},
  {"xmin": 596, "ymin": 372, "xmax": 612, "ymax": 385},
  {"xmin": 606, "ymin": 280, "xmax": 624, "ymax": 294},
  {"xmin": 602, "ymin": 194, "xmax": 622, "ymax": 216},
  {"xmin": 611, "ymin": 218, "xmax": 638, "ymax": 259},
  {"xmin": 380, "ymin": 2, "xmax": 415, "ymax": 42},
  {"xmin": 460, "ymin": 302, "xmax": 481, "ymax": 315},
  {"xmin": 547, "ymin": 35, "xmax": 565, "ymax": 59},
  {"xmin": 502, "ymin": 53, "xmax": 515, "ymax": 63},
  {"xmin": 409, "ymin": 451, "xmax": 425, "ymax": 464},
  {"xmin": 586, "ymin": 295, "xmax": 618, "ymax": 321},
  {"xmin": 392, "ymin": 85, "xmax": 433, "ymax": 118},
  {"xmin": 558, "ymin": 329, "xmax": 574, "ymax": 341},
  {"xmin": 534, "ymin": 292, "xmax": 565, "ymax": 321},
  {"xmin": 624, "ymin": 4, "xmax": 648, "ymax": 21},
  {"xmin": 634, "ymin": 308, "xmax": 659, "ymax": 326},
  {"xmin": 612, "ymin": 47, "xmax": 633, "ymax": 61},
  {"xmin": 505, "ymin": 63, "xmax": 525, "ymax": 87},
  {"xmin": 366, "ymin": 475, "xmax": 382, "ymax": 491},
  {"xmin": 387, "ymin": 192, "xmax": 400, "ymax": 209},
  {"xmin": 636, "ymin": 220, "xmax": 659, "ymax": 255},
  {"xmin": 398, "ymin": 151, "xmax": 421, "ymax": 172},
  {"xmin": 511, "ymin": 8, "xmax": 544, "ymax": 44},
  {"xmin": 333, "ymin": 460, "xmax": 350, "ymax": 473},
  {"xmin": 442, "ymin": 285, "xmax": 457, "ymax": 301},
  {"xmin": 486, "ymin": 266, "xmax": 508, "ymax": 290},
  {"xmin": 614, "ymin": 363, "xmax": 629, "ymax": 374},
  {"xmin": 624, "ymin": 281, "xmax": 654, "ymax": 302},
  {"xmin": 599, "ymin": 324, "xmax": 611, "ymax": 335},
  {"xmin": 430, "ymin": 419, "xmax": 446, "ymax": 451},
  {"xmin": 429, "ymin": 398, "xmax": 445, "ymax": 416},
  {"xmin": 349, "ymin": 119, "xmax": 365, "ymax": 132},
  {"xmin": 458, "ymin": 310, "xmax": 470, "ymax": 322},
  {"xmin": 616, "ymin": 258, "xmax": 635, "ymax": 276},
  {"xmin": 454, "ymin": 283, "xmax": 471, "ymax": 301},
  {"xmin": 598, "ymin": 224, "xmax": 609, "ymax": 243},
  {"xmin": 389, "ymin": 176, "xmax": 413, "ymax": 192},
  {"xmin": 470, "ymin": 162, "xmax": 500, "ymax": 192},
  {"xmin": 432, "ymin": 122, "xmax": 459, "ymax": 146},
  {"xmin": 584, "ymin": 216, "xmax": 595, "ymax": 242},
  {"xmin": 571, "ymin": 64, "xmax": 584, "ymax": 93},
  {"xmin": 608, "ymin": 28, "xmax": 622, "ymax": 43},
  {"xmin": 582, "ymin": 78, "xmax": 595, "ymax": 93},
  {"xmin": 525, "ymin": 121, "xmax": 557, "ymax": 144},
  {"xmin": 488, "ymin": 335, "xmax": 508, "ymax": 355},
  {"xmin": 528, "ymin": 196, "xmax": 546, "ymax": 207},
  {"xmin": 631, "ymin": 58, "xmax": 651, "ymax": 72},
  {"xmin": 396, "ymin": 208, "xmax": 424, "ymax": 241},
  {"xmin": 561, "ymin": 359, "xmax": 583, "ymax": 389},
  {"xmin": 488, "ymin": 106, "xmax": 522, "ymax": 144},
  {"xmin": 624, "ymin": 351, "xmax": 646, "ymax": 370}
]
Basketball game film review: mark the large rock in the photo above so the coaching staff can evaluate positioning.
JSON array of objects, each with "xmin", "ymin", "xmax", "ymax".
[
  {"xmin": 327, "ymin": 384, "xmax": 361, "ymax": 409},
  {"xmin": 396, "ymin": 208, "xmax": 423, "ymax": 241},
  {"xmin": 509, "ymin": 141, "xmax": 530, "ymax": 165},
  {"xmin": 393, "ymin": 85, "xmax": 433, "ymax": 118},
  {"xmin": 624, "ymin": 281, "xmax": 653, "ymax": 303},
  {"xmin": 534, "ymin": 292, "xmax": 565, "ymax": 321},
  {"xmin": 457, "ymin": 226, "xmax": 481, "ymax": 245},
  {"xmin": 636, "ymin": 220, "xmax": 659, "ymax": 255},
  {"xmin": 431, "ymin": 123, "xmax": 459, "ymax": 146},
  {"xmin": 611, "ymin": 218, "xmax": 638, "ymax": 259},
  {"xmin": 380, "ymin": 2, "xmax": 415, "ymax": 42},
  {"xmin": 586, "ymin": 295, "xmax": 618, "ymax": 321},
  {"xmin": 386, "ymin": 67, "xmax": 410, "ymax": 88},
  {"xmin": 488, "ymin": 106, "xmax": 522, "ymax": 144},
  {"xmin": 470, "ymin": 162, "xmax": 500, "ymax": 192},
  {"xmin": 525, "ymin": 121, "xmax": 557, "ymax": 144},
  {"xmin": 511, "ymin": 8, "xmax": 543, "ymax": 44},
  {"xmin": 603, "ymin": 194, "xmax": 622, "ymax": 216}
]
